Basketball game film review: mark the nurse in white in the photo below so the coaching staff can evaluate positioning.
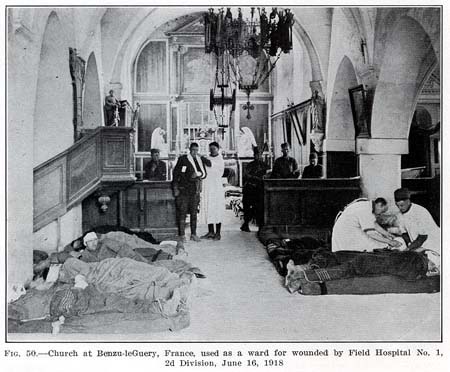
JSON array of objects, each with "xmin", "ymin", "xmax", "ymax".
[{"xmin": 201, "ymin": 142, "xmax": 225, "ymax": 241}]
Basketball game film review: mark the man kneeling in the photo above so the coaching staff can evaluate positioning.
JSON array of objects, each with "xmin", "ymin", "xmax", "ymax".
[{"xmin": 332, "ymin": 197, "xmax": 402, "ymax": 252}]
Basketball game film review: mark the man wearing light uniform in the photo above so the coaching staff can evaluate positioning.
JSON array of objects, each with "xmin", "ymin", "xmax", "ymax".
[
  {"xmin": 200, "ymin": 142, "xmax": 225, "ymax": 241},
  {"xmin": 394, "ymin": 188, "xmax": 440, "ymax": 272},
  {"xmin": 332, "ymin": 198, "xmax": 402, "ymax": 252}
]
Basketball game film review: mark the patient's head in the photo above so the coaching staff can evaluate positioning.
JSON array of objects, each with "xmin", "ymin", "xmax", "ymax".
[
  {"xmin": 83, "ymin": 232, "xmax": 98, "ymax": 251},
  {"xmin": 376, "ymin": 213, "xmax": 399, "ymax": 228},
  {"xmin": 376, "ymin": 212, "xmax": 402, "ymax": 235},
  {"xmin": 285, "ymin": 259, "xmax": 308, "ymax": 293}
]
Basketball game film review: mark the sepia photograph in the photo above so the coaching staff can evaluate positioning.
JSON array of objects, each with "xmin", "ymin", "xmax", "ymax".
[{"xmin": 3, "ymin": 2, "xmax": 446, "ymax": 366}]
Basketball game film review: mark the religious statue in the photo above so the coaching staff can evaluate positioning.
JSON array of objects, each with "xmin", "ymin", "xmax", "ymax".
[
  {"xmin": 310, "ymin": 90, "xmax": 326, "ymax": 152},
  {"xmin": 311, "ymin": 90, "xmax": 325, "ymax": 132},
  {"xmin": 151, "ymin": 127, "xmax": 169, "ymax": 157},
  {"xmin": 104, "ymin": 90, "xmax": 120, "ymax": 126},
  {"xmin": 69, "ymin": 48, "xmax": 85, "ymax": 141},
  {"xmin": 237, "ymin": 127, "xmax": 257, "ymax": 157}
]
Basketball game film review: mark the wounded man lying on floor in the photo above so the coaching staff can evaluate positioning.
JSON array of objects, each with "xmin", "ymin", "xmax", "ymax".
[
  {"xmin": 284, "ymin": 249, "xmax": 439, "ymax": 295},
  {"xmin": 59, "ymin": 256, "xmax": 191, "ymax": 313},
  {"xmin": 64, "ymin": 231, "xmax": 177, "ymax": 263},
  {"xmin": 283, "ymin": 196, "xmax": 440, "ymax": 295},
  {"xmin": 9, "ymin": 256, "xmax": 198, "ymax": 334},
  {"xmin": 9, "ymin": 228, "xmax": 205, "ymax": 333}
]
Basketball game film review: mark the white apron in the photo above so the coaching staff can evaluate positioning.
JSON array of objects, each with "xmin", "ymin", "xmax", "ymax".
[
  {"xmin": 332, "ymin": 200, "xmax": 387, "ymax": 252},
  {"xmin": 398, "ymin": 203, "xmax": 441, "ymax": 268},
  {"xmin": 200, "ymin": 154, "xmax": 225, "ymax": 224}
]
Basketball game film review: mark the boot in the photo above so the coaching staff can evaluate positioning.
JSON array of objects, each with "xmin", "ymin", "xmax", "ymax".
[
  {"xmin": 201, "ymin": 224, "xmax": 215, "ymax": 239},
  {"xmin": 190, "ymin": 215, "xmax": 201, "ymax": 242},
  {"xmin": 213, "ymin": 223, "xmax": 222, "ymax": 240},
  {"xmin": 178, "ymin": 219, "xmax": 186, "ymax": 242},
  {"xmin": 190, "ymin": 235, "xmax": 201, "ymax": 242},
  {"xmin": 240, "ymin": 222, "xmax": 250, "ymax": 232}
]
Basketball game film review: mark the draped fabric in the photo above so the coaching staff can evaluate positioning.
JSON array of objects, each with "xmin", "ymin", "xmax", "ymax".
[
  {"xmin": 239, "ymin": 104, "xmax": 269, "ymax": 152},
  {"xmin": 137, "ymin": 104, "xmax": 167, "ymax": 152},
  {"xmin": 271, "ymin": 102, "xmax": 310, "ymax": 160},
  {"xmin": 271, "ymin": 115, "xmax": 285, "ymax": 159}
]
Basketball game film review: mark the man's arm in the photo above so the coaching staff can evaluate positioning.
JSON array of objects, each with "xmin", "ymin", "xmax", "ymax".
[
  {"xmin": 142, "ymin": 161, "xmax": 150, "ymax": 180},
  {"xmin": 271, "ymin": 159, "xmax": 280, "ymax": 178},
  {"xmin": 105, "ymin": 96, "xmax": 117, "ymax": 108},
  {"xmin": 104, "ymin": 238, "xmax": 149, "ymax": 263},
  {"xmin": 201, "ymin": 156, "xmax": 212, "ymax": 167},
  {"xmin": 160, "ymin": 161, "xmax": 167, "ymax": 180},
  {"xmin": 407, "ymin": 234, "xmax": 428, "ymax": 251},
  {"xmin": 374, "ymin": 221, "xmax": 396, "ymax": 240},
  {"xmin": 365, "ymin": 229, "xmax": 402, "ymax": 247},
  {"xmin": 401, "ymin": 233, "xmax": 411, "ymax": 246},
  {"xmin": 301, "ymin": 166, "xmax": 310, "ymax": 179},
  {"xmin": 292, "ymin": 158, "xmax": 300, "ymax": 178},
  {"xmin": 172, "ymin": 158, "xmax": 183, "ymax": 196}
]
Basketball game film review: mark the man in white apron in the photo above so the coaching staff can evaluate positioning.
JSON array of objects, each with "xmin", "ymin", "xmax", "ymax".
[
  {"xmin": 332, "ymin": 198, "xmax": 402, "ymax": 252},
  {"xmin": 201, "ymin": 142, "xmax": 225, "ymax": 241},
  {"xmin": 394, "ymin": 188, "xmax": 440, "ymax": 272}
]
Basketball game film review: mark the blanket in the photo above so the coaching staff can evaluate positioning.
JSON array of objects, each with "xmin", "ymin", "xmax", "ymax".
[
  {"xmin": 266, "ymin": 237, "xmax": 326, "ymax": 276},
  {"xmin": 8, "ymin": 284, "xmax": 189, "ymax": 334},
  {"xmin": 61, "ymin": 257, "xmax": 190, "ymax": 303},
  {"xmin": 10, "ymin": 257, "xmax": 203, "ymax": 334},
  {"xmin": 285, "ymin": 250, "xmax": 438, "ymax": 295}
]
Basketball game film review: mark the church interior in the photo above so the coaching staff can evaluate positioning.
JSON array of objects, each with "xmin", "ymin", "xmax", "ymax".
[{"xmin": 7, "ymin": 6, "xmax": 441, "ymax": 340}]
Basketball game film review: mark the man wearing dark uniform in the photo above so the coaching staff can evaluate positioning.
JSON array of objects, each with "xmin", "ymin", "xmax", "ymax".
[
  {"xmin": 241, "ymin": 147, "xmax": 269, "ymax": 232},
  {"xmin": 144, "ymin": 148, "xmax": 167, "ymax": 181},
  {"xmin": 271, "ymin": 143, "xmax": 300, "ymax": 178},
  {"xmin": 302, "ymin": 152, "xmax": 324, "ymax": 178},
  {"xmin": 172, "ymin": 143, "xmax": 211, "ymax": 242}
]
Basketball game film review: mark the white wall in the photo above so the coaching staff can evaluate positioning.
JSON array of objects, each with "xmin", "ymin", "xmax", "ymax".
[
  {"xmin": 33, "ymin": 12, "xmax": 74, "ymax": 167},
  {"xmin": 83, "ymin": 53, "xmax": 103, "ymax": 129},
  {"xmin": 327, "ymin": 56, "xmax": 358, "ymax": 141},
  {"xmin": 8, "ymin": 8, "xmax": 91, "ymax": 286},
  {"xmin": 33, "ymin": 205, "xmax": 82, "ymax": 253}
]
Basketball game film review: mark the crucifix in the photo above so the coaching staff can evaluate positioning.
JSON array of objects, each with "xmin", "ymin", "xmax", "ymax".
[
  {"xmin": 243, "ymin": 90, "xmax": 254, "ymax": 120},
  {"xmin": 218, "ymin": 82, "xmax": 228, "ymax": 109}
]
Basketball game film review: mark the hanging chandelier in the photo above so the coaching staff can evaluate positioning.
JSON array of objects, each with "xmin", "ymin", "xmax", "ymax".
[
  {"xmin": 209, "ymin": 51, "xmax": 236, "ymax": 132},
  {"xmin": 204, "ymin": 7, "xmax": 294, "ymax": 119}
]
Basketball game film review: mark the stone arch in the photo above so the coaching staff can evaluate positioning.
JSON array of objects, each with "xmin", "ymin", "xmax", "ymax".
[
  {"xmin": 413, "ymin": 106, "xmax": 433, "ymax": 131},
  {"xmin": 292, "ymin": 21, "xmax": 324, "ymax": 83},
  {"xmin": 83, "ymin": 52, "xmax": 103, "ymax": 129},
  {"xmin": 370, "ymin": 15, "xmax": 437, "ymax": 140},
  {"xmin": 402, "ymin": 106, "xmax": 434, "ymax": 172},
  {"xmin": 104, "ymin": 8, "xmax": 324, "ymax": 100},
  {"xmin": 341, "ymin": 8, "xmax": 370, "ymax": 63},
  {"xmin": 33, "ymin": 11, "xmax": 73, "ymax": 166},
  {"xmin": 327, "ymin": 56, "xmax": 358, "ymax": 141}
]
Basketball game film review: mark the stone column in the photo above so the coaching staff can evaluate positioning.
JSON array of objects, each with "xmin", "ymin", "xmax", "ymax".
[
  {"xmin": 356, "ymin": 138, "xmax": 408, "ymax": 205},
  {"xmin": 7, "ymin": 19, "xmax": 39, "ymax": 287}
]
